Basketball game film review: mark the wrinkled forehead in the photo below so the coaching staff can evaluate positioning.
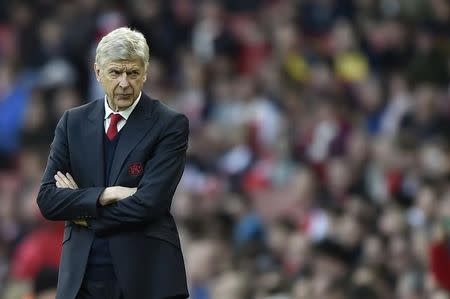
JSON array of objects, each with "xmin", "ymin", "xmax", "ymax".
[{"xmin": 103, "ymin": 59, "xmax": 145, "ymax": 70}]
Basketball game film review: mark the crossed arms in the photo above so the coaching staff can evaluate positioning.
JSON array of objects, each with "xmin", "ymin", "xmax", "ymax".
[
  {"xmin": 37, "ymin": 110, "xmax": 189, "ymax": 235},
  {"xmin": 54, "ymin": 171, "xmax": 136, "ymax": 206},
  {"xmin": 54, "ymin": 171, "xmax": 137, "ymax": 226}
]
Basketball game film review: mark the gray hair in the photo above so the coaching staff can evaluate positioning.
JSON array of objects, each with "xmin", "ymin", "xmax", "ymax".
[{"xmin": 95, "ymin": 27, "xmax": 149, "ymax": 70}]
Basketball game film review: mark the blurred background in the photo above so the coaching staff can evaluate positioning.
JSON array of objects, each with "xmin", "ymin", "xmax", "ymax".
[{"xmin": 0, "ymin": 0, "xmax": 449, "ymax": 298}]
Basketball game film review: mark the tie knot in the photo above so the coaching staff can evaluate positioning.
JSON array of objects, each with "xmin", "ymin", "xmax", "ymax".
[{"xmin": 110, "ymin": 113, "xmax": 122, "ymax": 125}]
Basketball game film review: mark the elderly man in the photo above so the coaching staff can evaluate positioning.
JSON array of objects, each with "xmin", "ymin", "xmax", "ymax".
[{"xmin": 37, "ymin": 27, "xmax": 189, "ymax": 299}]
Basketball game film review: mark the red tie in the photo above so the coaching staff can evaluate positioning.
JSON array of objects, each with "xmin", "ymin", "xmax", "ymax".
[{"xmin": 106, "ymin": 113, "xmax": 123, "ymax": 141}]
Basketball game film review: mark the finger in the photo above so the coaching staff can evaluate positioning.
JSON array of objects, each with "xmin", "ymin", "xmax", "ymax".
[
  {"xmin": 56, "ymin": 171, "xmax": 73, "ymax": 188},
  {"xmin": 54, "ymin": 174, "xmax": 66, "ymax": 187},
  {"xmin": 63, "ymin": 172, "xmax": 76, "ymax": 189},
  {"xmin": 56, "ymin": 178, "xmax": 68, "ymax": 188},
  {"xmin": 55, "ymin": 172, "xmax": 68, "ymax": 187},
  {"xmin": 125, "ymin": 187, "xmax": 137, "ymax": 197},
  {"xmin": 55, "ymin": 178, "xmax": 67, "ymax": 189},
  {"xmin": 66, "ymin": 173, "xmax": 77, "ymax": 188},
  {"xmin": 73, "ymin": 220, "xmax": 88, "ymax": 227},
  {"xmin": 66, "ymin": 172, "xmax": 78, "ymax": 189},
  {"xmin": 66, "ymin": 173, "xmax": 78, "ymax": 189}
]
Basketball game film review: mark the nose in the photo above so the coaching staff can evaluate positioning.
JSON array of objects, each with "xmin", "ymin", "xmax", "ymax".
[{"xmin": 118, "ymin": 72, "xmax": 129, "ymax": 88}]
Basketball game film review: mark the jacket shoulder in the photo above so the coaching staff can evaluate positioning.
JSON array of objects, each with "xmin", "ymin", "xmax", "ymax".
[
  {"xmin": 67, "ymin": 99, "xmax": 101, "ymax": 115},
  {"xmin": 150, "ymin": 99, "xmax": 188, "ymax": 122}
]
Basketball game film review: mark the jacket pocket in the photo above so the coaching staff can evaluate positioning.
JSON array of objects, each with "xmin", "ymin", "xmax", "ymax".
[{"xmin": 144, "ymin": 226, "xmax": 181, "ymax": 249}]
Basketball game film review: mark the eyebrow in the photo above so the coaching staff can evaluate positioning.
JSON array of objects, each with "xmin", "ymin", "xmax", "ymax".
[
  {"xmin": 108, "ymin": 67, "xmax": 140, "ymax": 71},
  {"xmin": 107, "ymin": 68, "xmax": 141, "ymax": 74}
]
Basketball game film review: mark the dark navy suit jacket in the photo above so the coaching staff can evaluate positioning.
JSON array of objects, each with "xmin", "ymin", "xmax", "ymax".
[{"xmin": 37, "ymin": 93, "xmax": 189, "ymax": 299}]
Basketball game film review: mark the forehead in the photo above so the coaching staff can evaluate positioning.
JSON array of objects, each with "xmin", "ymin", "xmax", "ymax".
[{"xmin": 104, "ymin": 60, "xmax": 144, "ymax": 70}]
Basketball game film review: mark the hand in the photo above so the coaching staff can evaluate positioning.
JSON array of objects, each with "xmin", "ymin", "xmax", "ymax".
[
  {"xmin": 72, "ymin": 219, "xmax": 88, "ymax": 227},
  {"xmin": 54, "ymin": 172, "xmax": 88, "ymax": 226},
  {"xmin": 54, "ymin": 171, "xmax": 78, "ymax": 189},
  {"xmin": 98, "ymin": 186, "xmax": 138, "ymax": 206},
  {"xmin": 115, "ymin": 186, "xmax": 138, "ymax": 201},
  {"xmin": 54, "ymin": 170, "xmax": 137, "ymax": 206}
]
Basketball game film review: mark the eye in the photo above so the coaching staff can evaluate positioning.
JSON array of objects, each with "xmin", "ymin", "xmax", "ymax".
[
  {"xmin": 109, "ymin": 70, "xmax": 121, "ymax": 77},
  {"xmin": 128, "ymin": 70, "xmax": 140, "ymax": 78}
]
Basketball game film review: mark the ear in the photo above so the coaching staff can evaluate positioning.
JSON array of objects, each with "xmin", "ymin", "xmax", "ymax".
[
  {"xmin": 143, "ymin": 64, "xmax": 149, "ymax": 83},
  {"xmin": 94, "ymin": 63, "xmax": 101, "ymax": 82}
]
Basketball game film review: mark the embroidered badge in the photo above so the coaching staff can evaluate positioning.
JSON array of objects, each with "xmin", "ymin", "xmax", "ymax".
[{"xmin": 128, "ymin": 162, "xmax": 144, "ymax": 176}]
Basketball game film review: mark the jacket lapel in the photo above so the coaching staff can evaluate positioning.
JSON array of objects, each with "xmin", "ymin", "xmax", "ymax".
[
  {"xmin": 86, "ymin": 99, "xmax": 105, "ymax": 187},
  {"xmin": 108, "ymin": 94, "xmax": 157, "ymax": 186}
]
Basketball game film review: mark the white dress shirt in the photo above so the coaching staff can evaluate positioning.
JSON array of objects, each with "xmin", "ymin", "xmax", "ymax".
[{"xmin": 104, "ymin": 92, "xmax": 142, "ymax": 133}]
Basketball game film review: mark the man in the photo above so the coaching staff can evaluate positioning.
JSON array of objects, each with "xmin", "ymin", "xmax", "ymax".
[{"xmin": 37, "ymin": 27, "xmax": 189, "ymax": 299}]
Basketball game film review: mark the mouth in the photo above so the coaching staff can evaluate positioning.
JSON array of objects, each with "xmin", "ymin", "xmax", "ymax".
[{"xmin": 116, "ymin": 94, "xmax": 133, "ymax": 98}]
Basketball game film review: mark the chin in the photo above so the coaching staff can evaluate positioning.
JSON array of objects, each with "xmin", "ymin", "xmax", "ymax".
[
  {"xmin": 116, "ymin": 98, "xmax": 133, "ymax": 105},
  {"xmin": 118, "ymin": 104, "xmax": 133, "ymax": 110}
]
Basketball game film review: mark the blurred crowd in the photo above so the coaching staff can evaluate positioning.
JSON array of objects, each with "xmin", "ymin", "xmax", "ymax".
[{"xmin": 0, "ymin": 0, "xmax": 450, "ymax": 298}]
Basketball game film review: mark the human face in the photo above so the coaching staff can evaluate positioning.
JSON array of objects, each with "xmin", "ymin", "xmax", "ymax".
[{"xmin": 95, "ymin": 60, "xmax": 147, "ymax": 111}]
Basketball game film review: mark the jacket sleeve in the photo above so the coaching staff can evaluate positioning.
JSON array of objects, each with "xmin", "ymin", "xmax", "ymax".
[
  {"xmin": 37, "ymin": 111, "xmax": 105, "ymax": 221},
  {"xmin": 88, "ymin": 114, "xmax": 189, "ymax": 235}
]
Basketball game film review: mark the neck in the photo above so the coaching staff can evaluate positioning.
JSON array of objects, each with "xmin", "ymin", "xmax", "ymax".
[{"xmin": 107, "ymin": 98, "xmax": 120, "ymax": 112}]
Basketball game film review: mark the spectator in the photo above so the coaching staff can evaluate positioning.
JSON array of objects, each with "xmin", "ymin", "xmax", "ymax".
[
  {"xmin": 31, "ymin": 267, "xmax": 58, "ymax": 299},
  {"xmin": 0, "ymin": 1, "xmax": 449, "ymax": 298}
]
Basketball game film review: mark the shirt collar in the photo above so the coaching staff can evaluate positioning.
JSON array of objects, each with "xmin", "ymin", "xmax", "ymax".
[{"xmin": 104, "ymin": 91, "xmax": 142, "ymax": 120}]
